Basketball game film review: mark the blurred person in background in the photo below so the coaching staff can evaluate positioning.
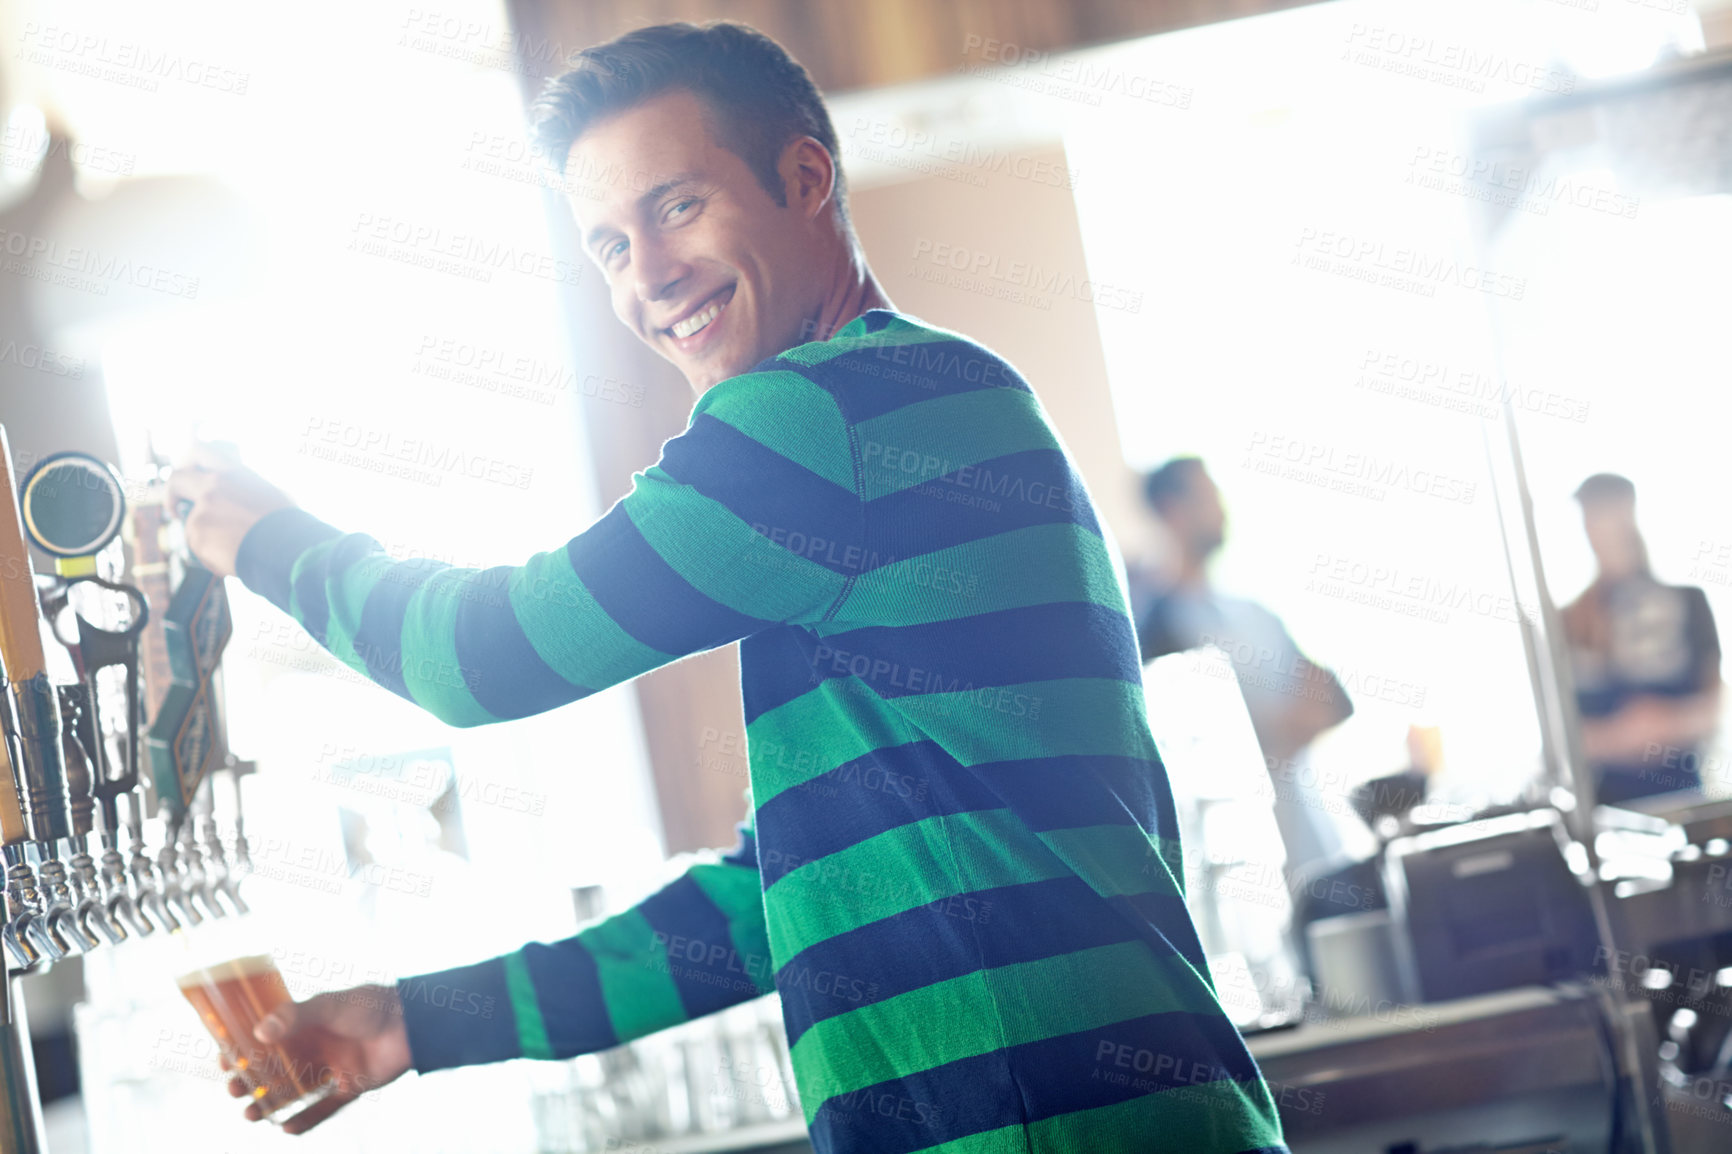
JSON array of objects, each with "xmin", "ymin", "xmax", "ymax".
[
  {"xmin": 1130, "ymin": 457, "xmax": 1362, "ymax": 872},
  {"xmin": 169, "ymin": 21, "xmax": 1288, "ymax": 1154},
  {"xmin": 1562, "ymin": 472, "xmax": 1722, "ymax": 805},
  {"xmin": 1129, "ymin": 458, "xmax": 1381, "ymax": 983}
]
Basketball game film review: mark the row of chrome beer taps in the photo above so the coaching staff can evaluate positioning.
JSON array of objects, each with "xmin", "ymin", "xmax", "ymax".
[
  {"xmin": 0, "ymin": 432, "xmax": 251, "ymax": 976},
  {"xmin": 0, "ymin": 713, "xmax": 252, "ymax": 971}
]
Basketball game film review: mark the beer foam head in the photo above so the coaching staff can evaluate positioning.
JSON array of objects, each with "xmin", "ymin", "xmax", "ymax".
[{"xmin": 177, "ymin": 953, "xmax": 278, "ymax": 989}]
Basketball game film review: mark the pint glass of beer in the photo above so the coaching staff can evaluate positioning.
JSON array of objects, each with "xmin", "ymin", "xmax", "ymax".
[{"xmin": 178, "ymin": 954, "xmax": 336, "ymax": 1122}]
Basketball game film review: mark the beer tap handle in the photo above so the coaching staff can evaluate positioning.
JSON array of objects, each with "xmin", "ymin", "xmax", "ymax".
[
  {"xmin": 59, "ymin": 592, "xmax": 153, "ymax": 941},
  {"xmin": 0, "ymin": 432, "xmax": 73, "ymax": 847},
  {"xmin": 51, "ymin": 688, "xmax": 95, "ymax": 840},
  {"xmin": 0, "ymin": 743, "xmax": 37, "ymax": 970},
  {"xmin": 72, "ymin": 611, "xmax": 157, "ymax": 937},
  {"xmin": 0, "ymin": 727, "xmax": 36, "ymax": 969},
  {"xmin": 196, "ymin": 790, "xmax": 245, "ymax": 918},
  {"xmin": 158, "ymin": 839, "xmax": 202, "ymax": 929},
  {"xmin": 0, "ymin": 758, "xmax": 43, "ymax": 969},
  {"xmin": 144, "ymin": 562, "xmax": 230, "ymax": 834},
  {"xmin": 0, "ymin": 700, "xmax": 28, "ymax": 852},
  {"xmin": 134, "ymin": 453, "xmax": 254, "ymax": 932},
  {"xmin": 217, "ymin": 754, "xmax": 253, "ymax": 915},
  {"xmin": 0, "ymin": 917, "xmax": 37, "ymax": 973},
  {"xmin": 34, "ymin": 858, "xmax": 97, "ymax": 955},
  {"xmin": 19, "ymin": 451, "xmax": 161, "ymax": 954},
  {"xmin": 178, "ymin": 785, "xmax": 223, "ymax": 921},
  {"xmin": 128, "ymin": 793, "xmax": 177, "ymax": 936},
  {"xmin": 125, "ymin": 445, "xmax": 234, "ymax": 850},
  {"xmin": 50, "ymin": 586, "xmax": 148, "ymax": 822},
  {"xmin": 20, "ymin": 903, "xmax": 71, "ymax": 964},
  {"xmin": 0, "ymin": 429, "xmax": 75, "ymax": 967},
  {"xmin": 202, "ymin": 666, "xmax": 250, "ymax": 916},
  {"xmin": 26, "ymin": 704, "xmax": 95, "ymax": 954},
  {"xmin": 56, "ymin": 689, "xmax": 125, "ymax": 947}
]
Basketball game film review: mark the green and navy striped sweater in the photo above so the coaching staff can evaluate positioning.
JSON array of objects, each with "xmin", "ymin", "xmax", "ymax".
[{"xmin": 234, "ymin": 309, "xmax": 1288, "ymax": 1153}]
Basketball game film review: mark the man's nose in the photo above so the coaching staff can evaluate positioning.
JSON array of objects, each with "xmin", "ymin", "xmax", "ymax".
[{"xmin": 631, "ymin": 237, "xmax": 690, "ymax": 305}]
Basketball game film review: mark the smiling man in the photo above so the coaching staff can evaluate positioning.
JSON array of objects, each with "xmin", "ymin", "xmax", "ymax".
[{"xmin": 169, "ymin": 21, "xmax": 1288, "ymax": 1153}]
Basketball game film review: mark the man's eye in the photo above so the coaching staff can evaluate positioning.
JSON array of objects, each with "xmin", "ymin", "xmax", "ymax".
[
  {"xmin": 666, "ymin": 197, "xmax": 698, "ymax": 221},
  {"xmin": 604, "ymin": 239, "xmax": 627, "ymax": 262}
]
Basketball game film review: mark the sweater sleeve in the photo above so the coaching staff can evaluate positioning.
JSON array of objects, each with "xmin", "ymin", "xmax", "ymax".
[
  {"xmin": 397, "ymin": 817, "xmax": 771, "ymax": 1072},
  {"xmin": 233, "ymin": 366, "xmax": 860, "ymax": 728}
]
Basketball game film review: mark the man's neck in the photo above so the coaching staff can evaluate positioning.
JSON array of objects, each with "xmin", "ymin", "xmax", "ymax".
[
  {"xmin": 806, "ymin": 246, "xmax": 893, "ymax": 343},
  {"xmin": 688, "ymin": 249, "xmax": 893, "ymax": 398},
  {"xmin": 1595, "ymin": 565, "xmax": 1647, "ymax": 591}
]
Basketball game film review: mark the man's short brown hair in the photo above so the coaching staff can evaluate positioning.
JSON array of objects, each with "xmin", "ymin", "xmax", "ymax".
[{"xmin": 530, "ymin": 21, "xmax": 848, "ymax": 222}]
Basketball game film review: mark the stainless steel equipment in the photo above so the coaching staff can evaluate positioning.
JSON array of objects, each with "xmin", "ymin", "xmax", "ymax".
[
  {"xmin": 1254, "ymin": 984, "xmax": 1626, "ymax": 1152},
  {"xmin": 0, "ymin": 438, "xmax": 255, "ymax": 1154},
  {"xmin": 1383, "ymin": 808, "xmax": 1604, "ymax": 1004}
]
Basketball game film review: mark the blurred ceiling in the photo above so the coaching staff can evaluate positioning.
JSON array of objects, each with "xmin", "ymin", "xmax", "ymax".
[{"xmin": 501, "ymin": 0, "xmax": 1323, "ymax": 97}]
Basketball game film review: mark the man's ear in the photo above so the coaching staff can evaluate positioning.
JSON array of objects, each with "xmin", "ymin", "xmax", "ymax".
[{"xmin": 781, "ymin": 136, "xmax": 836, "ymax": 220}]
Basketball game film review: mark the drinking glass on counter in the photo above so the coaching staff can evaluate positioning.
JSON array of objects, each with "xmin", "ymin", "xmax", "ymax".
[{"xmin": 529, "ymin": 995, "xmax": 801, "ymax": 1150}]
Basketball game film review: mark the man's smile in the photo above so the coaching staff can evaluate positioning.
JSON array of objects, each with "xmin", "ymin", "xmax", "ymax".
[{"xmin": 663, "ymin": 284, "xmax": 736, "ymax": 352}]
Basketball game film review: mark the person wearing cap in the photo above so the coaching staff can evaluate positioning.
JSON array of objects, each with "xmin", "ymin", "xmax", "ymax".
[{"xmin": 1561, "ymin": 473, "xmax": 1722, "ymax": 805}]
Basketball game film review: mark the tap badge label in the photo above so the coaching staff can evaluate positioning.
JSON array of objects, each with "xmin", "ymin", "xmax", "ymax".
[{"xmin": 146, "ymin": 565, "xmax": 231, "ymax": 813}]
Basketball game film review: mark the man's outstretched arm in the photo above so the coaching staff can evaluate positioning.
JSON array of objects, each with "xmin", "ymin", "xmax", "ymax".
[
  {"xmin": 235, "ymin": 820, "xmax": 772, "ymax": 1132},
  {"xmin": 397, "ymin": 819, "xmax": 773, "ymax": 1071},
  {"xmin": 170, "ymin": 369, "xmax": 861, "ymax": 727}
]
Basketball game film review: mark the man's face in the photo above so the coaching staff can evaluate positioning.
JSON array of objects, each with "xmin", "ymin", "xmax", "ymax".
[
  {"xmin": 1164, "ymin": 468, "xmax": 1226, "ymax": 556},
  {"xmin": 565, "ymin": 88, "xmax": 827, "ymax": 393},
  {"xmin": 1582, "ymin": 498, "xmax": 1639, "ymax": 576}
]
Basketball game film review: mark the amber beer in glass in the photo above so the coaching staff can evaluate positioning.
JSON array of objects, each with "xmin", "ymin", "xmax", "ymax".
[{"xmin": 178, "ymin": 954, "xmax": 335, "ymax": 1121}]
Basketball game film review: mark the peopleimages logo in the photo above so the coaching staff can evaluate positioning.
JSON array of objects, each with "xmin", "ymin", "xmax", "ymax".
[
  {"xmin": 910, "ymin": 240, "xmax": 1144, "ymax": 313},
  {"xmin": 1406, "ymin": 145, "xmax": 1639, "ymax": 221},
  {"xmin": 1293, "ymin": 228, "xmax": 1525, "ymax": 300},
  {"xmin": 847, "ymin": 117, "xmax": 1083, "ymax": 190},
  {"xmin": 0, "ymin": 124, "xmax": 135, "ymax": 176},
  {"xmin": 412, "ymin": 334, "xmax": 644, "ymax": 408},
  {"xmin": 0, "ymin": 227, "xmax": 201, "ymax": 298},
  {"xmin": 399, "ymin": 976, "xmax": 496, "ymax": 1019},
  {"xmin": 299, "ymin": 417, "xmax": 534, "ymax": 490},
  {"xmin": 1355, "ymin": 347, "xmax": 1590, "ymax": 423},
  {"xmin": 1306, "ymin": 551, "xmax": 1540, "ymax": 627},
  {"xmin": 1241, "ymin": 430, "xmax": 1478, "ymax": 506},
  {"xmin": 0, "ymin": 339, "xmax": 83, "ymax": 378},
  {"xmin": 959, "ymin": 35, "xmax": 1194, "ymax": 110},
  {"xmin": 347, "ymin": 213, "xmax": 582, "ymax": 286},
  {"xmin": 15, "ymin": 21, "xmax": 251, "ymax": 95},
  {"xmin": 1341, "ymin": 25, "xmax": 1575, "ymax": 96}
]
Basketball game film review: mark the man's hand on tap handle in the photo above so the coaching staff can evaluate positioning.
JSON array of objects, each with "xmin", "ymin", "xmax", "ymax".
[
  {"xmin": 164, "ymin": 441, "xmax": 297, "ymax": 579},
  {"xmin": 222, "ymin": 984, "xmax": 414, "ymax": 1134}
]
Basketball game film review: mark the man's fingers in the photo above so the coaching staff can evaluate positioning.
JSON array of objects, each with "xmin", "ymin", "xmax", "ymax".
[
  {"xmin": 165, "ymin": 440, "xmax": 245, "ymax": 505},
  {"xmin": 163, "ymin": 466, "xmax": 216, "ymax": 507},
  {"xmin": 279, "ymin": 1090, "xmax": 355, "ymax": 1136},
  {"xmin": 257, "ymin": 989, "xmax": 346, "ymax": 1043},
  {"xmin": 182, "ymin": 440, "xmax": 243, "ymax": 469},
  {"xmin": 254, "ymin": 1004, "xmax": 296, "ymax": 1044}
]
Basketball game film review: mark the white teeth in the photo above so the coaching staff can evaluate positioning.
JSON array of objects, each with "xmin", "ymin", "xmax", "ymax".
[{"xmin": 671, "ymin": 299, "xmax": 724, "ymax": 339}]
